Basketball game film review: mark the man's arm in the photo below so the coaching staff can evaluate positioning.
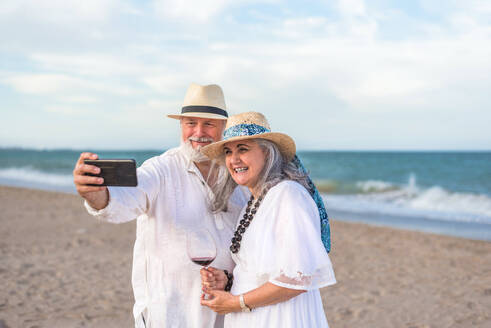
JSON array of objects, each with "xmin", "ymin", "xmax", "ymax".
[
  {"xmin": 73, "ymin": 152, "xmax": 109, "ymax": 210},
  {"xmin": 74, "ymin": 152, "xmax": 163, "ymax": 223}
]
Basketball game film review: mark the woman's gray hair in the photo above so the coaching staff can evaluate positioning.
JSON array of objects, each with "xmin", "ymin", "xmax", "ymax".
[{"xmin": 210, "ymin": 138, "xmax": 310, "ymax": 212}]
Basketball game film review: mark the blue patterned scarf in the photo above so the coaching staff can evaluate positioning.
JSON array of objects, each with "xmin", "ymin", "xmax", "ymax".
[{"xmin": 292, "ymin": 155, "xmax": 331, "ymax": 253}]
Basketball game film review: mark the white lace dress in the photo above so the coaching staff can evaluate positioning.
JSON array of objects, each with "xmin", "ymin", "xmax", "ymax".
[{"xmin": 225, "ymin": 180, "xmax": 336, "ymax": 328}]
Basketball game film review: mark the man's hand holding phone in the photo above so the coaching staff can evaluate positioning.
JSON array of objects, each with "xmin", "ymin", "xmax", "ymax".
[
  {"xmin": 73, "ymin": 153, "xmax": 138, "ymax": 210},
  {"xmin": 73, "ymin": 153, "xmax": 109, "ymax": 210}
]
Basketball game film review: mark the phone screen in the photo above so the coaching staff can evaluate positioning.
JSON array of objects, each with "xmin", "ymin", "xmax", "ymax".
[{"xmin": 84, "ymin": 159, "xmax": 137, "ymax": 187}]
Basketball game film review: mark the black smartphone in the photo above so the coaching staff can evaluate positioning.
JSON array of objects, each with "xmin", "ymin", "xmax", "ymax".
[{"xmin": 84, "ymin": 159, "xmax": 138, "ymax": 187}]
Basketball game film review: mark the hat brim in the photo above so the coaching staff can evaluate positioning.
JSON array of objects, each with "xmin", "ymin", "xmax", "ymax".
[
  {"xmin": 201, "ymin": 132, "xmax": 296, "ymax": 162},
  {"xmin": 168, "ymin": 112, "xmax": 228, "ymax": 120}
]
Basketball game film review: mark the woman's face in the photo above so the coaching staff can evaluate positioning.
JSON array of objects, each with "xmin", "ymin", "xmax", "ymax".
[{"xmin": 223, "ymin": 139, "xmax": 266, "ymax": 193}]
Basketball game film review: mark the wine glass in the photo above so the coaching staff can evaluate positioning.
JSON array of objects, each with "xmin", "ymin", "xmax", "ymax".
[{"xmin": 186, "ymin": 228, "xmax": 217, "ymax": 298}]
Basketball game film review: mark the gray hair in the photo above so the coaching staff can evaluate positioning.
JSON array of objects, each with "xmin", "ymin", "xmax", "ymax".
[{"xmin": 210, "ymin": 139, "xmax": 309, "ymax": 212}]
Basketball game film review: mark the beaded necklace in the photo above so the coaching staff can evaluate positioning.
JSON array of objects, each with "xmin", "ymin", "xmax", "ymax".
[{"xmin": 230, "ymin": 188, "xmax": 268, "ymax": 253}]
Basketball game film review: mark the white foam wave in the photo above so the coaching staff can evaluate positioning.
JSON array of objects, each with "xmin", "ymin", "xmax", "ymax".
[
  {"xmin": 356, "ymin": 180, "xmax": 395, "ymax": 192},
  {"xmin": 409, "ymin": 186, "xmax": 491, "ymax": 217},
  {"xmin": 355, "ymin": 172, "xmax": 418, "ymax": 194},
  {"xmin": 0, "ymin": 167, "xmax": 73, "ymax": 187},
  {"xmin": 326, "ymin": 174, "xmax": 491, "ymax": 224}
]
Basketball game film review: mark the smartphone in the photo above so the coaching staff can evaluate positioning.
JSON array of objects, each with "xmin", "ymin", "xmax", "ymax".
[{"xmin": 84, "ymin": 159, "xmax": 138, "ymax": 187}]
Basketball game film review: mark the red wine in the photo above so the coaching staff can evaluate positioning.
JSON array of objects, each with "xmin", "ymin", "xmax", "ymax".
[{"xmin": 191, "ymin": 257, "xmax": 215, "ymax": 266}]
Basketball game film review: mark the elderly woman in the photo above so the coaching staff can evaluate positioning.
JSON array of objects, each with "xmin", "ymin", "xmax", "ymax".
[{"xmin": 200, "ymin": 112, "xmax": 336, "ymax": 327}]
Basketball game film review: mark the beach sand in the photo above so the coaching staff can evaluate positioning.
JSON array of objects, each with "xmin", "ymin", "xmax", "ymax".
[{"xmin": 0, "ymin": 186, "xmax": 490, "ymax": 328}]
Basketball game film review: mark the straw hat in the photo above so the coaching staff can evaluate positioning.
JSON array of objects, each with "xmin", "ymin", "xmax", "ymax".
[
  {"xmin": 201, "ymin": 112, "xmax": 296, "ymax": 161},
  {"xmin": 168, "ymin": 83, "xmax": 228, "ymax": 120}
]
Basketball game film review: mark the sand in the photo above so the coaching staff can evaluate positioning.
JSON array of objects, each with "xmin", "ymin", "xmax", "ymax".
[{"xmin": 0, "ymin": 186, "xmax": 490, "ymax": 328}]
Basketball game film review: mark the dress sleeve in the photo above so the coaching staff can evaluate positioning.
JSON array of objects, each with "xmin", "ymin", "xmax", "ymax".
[
  {"xmin": 84, "ymin": 158, "xmax": 163, "ymax": 223},
  {"xmin": 256, "ymin": 181, "xmax": 336, "ymax": 290}
]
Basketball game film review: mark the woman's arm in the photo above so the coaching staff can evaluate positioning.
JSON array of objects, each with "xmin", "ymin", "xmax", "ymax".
[
  {"xmin": 242, "ymin": 282, "xmax": 305, "ymax": 309},
  {"xmin": 200, "ymin": 282, "xmax": 305, "ymax": 314}
]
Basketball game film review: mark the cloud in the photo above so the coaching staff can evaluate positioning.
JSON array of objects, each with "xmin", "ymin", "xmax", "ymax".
[
  {"xmin": 271, "ymin": 17, "xmax": 329, "ymax": 39},
  {"xmin": 0, "ymin": 0, "xmax": 120, "ymax": 23},
  {"xmin": 142, "ymin": 75, "xmax": 190, "ymax": 95},
  {"xmin": 1, "ymin": 0, "xmax": 490, "ymax": 149},
  {"xmin": 337, "ymin": 0, "xmax": 366, "ymax": 17},
  {"xmin": 30, "ymin": 53, "xmax": 150, "ymax": 77},
  {"xmin": 4, "ymin": 74, "xmax": 77, "ymax": 94},
  {"xmin": 153, "ymin": 0, "xmax": 232, "ymax": 22},
  {"xmin": 44, "ymin": 105, "xmax": 93, "ymax": 116},
  {"xmin": 58, "ymin": 96, "xmax": 99, "ymax": 104},
  {"xmin": 152, "ymin": 0, "xmax": 279, "ymax": 22},
  {"xmin": 3, "ymin": 73, "xmax": 140, "ymax": 97}
]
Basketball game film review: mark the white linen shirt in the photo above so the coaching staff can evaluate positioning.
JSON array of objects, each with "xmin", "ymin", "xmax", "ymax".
[{"xmin": 85, "ymin": 146, "xmax": 247, "ymax": 328}]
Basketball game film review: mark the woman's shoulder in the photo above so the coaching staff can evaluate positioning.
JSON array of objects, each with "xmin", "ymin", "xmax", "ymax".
[
  {"xmin": 269, "ymin": 180, "xmax": 309, "ymax": 196},
  {"xmin": 271, "ymin": 180, "xmax": 307, "ymax": 192},
  {"xmin": 264, "ymin": 180, "xmax": 320, "ymax": 228}
]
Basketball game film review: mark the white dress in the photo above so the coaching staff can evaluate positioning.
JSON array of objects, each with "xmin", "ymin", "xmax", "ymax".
[{"xmin": 225, "ymin": 180, "xmax": 336, "ymax": 328}]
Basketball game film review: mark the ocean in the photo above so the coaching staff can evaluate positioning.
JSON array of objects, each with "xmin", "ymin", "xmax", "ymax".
[{"xmin": 1, "ymin": 148, "xmax": 490, "ymax": 241}]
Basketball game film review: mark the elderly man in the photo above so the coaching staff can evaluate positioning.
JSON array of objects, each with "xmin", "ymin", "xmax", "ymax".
[{"xmin": 73, "ymin": 83, "xmax": 247, "ymax": 328}]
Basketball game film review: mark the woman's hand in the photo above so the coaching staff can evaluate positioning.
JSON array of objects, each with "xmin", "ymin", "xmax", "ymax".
[
  {"xmin": 200, "ymin": 289, "xmax": 241, "ymax": 314},
  {"xmin": 200, "ymin": 267, "xmax": 228, "ymax": 291}
]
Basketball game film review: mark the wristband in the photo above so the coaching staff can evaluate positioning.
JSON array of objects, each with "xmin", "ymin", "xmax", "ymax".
[{"xmin": 239, "ymin": 294, "xmax": 252, "ymax": 312}]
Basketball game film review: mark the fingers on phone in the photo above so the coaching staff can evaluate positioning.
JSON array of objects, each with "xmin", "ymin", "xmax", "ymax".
[
  {"xmin": 74, "ymin": 174, "xmax": 103, "ymax": 186},
  {"xmin": 82, "ymin": 164, "xmax": 100, "ymax": 174},
  {"xmin": 88, "ymin": 176, "xmax": 104, "ymax": 185},
  {"xmin": 77, "ymin": 152, "xmax": 98, "ymax": 164},
  {"xmin": 74, "ymin": 164, "xmax": 99, "ymax": 177}
]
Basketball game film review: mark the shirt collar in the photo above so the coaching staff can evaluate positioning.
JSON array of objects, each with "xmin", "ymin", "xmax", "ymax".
[{"xmin": 177, "ymin": 144, "xmax": 195, "ymax": 170}]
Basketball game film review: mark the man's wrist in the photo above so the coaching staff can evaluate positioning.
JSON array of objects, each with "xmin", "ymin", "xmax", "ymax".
[{"xmin": 84, "ymin": 189, "xmax": 110, "ymax": 211}]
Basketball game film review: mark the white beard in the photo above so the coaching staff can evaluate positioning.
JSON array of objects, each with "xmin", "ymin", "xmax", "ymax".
[{"xmin": 180, "ymin": 140, "xmax": 210, "ymax": 163}]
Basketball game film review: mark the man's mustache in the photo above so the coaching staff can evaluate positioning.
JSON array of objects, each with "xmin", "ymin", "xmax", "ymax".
[{"xmin": 188, "ymin": 137, "xmax": 214, "ymax": 143}]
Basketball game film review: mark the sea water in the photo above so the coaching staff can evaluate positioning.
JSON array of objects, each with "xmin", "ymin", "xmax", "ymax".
[{"xmin": 1, "ymin": 148, "xmax": 490, "ymax": 240}]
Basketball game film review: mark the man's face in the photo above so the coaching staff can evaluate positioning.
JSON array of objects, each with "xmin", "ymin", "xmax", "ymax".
[{"xmin": 180, "ymin": 117, "xmax": 225, "ymax": 149}]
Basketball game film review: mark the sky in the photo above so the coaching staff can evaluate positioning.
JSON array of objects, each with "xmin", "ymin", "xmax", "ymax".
[{"xmin": 0, "ymin": 0, "xmax": 490, "ymax": 151}]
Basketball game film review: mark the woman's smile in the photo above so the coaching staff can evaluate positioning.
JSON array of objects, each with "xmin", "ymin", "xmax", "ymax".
[
  {"xmin": 233, "ymin": 167, "xmax": 248, "ymax": 173},
  {"xmin": 224, "ymin": 140, "xmax": 266, "ymax": 194}
]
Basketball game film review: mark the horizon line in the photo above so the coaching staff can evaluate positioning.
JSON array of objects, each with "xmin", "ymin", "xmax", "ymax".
[{"xmin": 1, "ymin": 146, "xmax": 490, "ymax": 153}]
